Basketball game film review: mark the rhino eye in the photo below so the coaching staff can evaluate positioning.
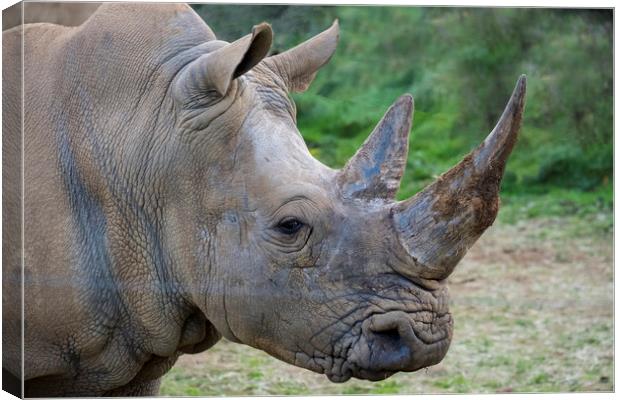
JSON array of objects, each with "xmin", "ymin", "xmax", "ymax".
[{"xmin": 276, "ymin": 218, "xmax": 304, "ymax": 235}]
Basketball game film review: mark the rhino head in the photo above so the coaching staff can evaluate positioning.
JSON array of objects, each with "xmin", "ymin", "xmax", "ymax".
[{"xmin": 169, "ymin": 21, "xmax": 525, "ymax": 382}]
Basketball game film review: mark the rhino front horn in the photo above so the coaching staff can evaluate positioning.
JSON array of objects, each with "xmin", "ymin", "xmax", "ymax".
[
  {"xmin": 392, "ymin": 75, "xmax": 526, "ymax": 280},
  {"xmin": 338, "ymin": 94, "xmax": 414, "ymax": 201}
]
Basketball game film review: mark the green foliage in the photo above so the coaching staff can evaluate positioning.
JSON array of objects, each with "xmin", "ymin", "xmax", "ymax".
[
  {"xmin": 191, "ymin": 5, "xmax": 613, "ymax": 215},
  {"xmin": 530, "ymin": 144, "xmax": 612, "ymax": 190},
  {"xmin": 498, "ymin": 183, "xmax": 612, "ymax": 226}
]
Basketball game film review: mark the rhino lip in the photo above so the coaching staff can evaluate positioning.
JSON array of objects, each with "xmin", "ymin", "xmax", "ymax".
[{"xmin": 325, "ymin": 310, "xmax": 452, "ymax": 382}]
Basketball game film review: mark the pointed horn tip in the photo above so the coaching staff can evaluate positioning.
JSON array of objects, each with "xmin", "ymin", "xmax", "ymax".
[
  {"xmin": 398, "ymin": 93, "xmax": 414, "ymax": 107},
  {"xmin": 514, "ymin": 74, "xmax": 527, "ymax": 101},
  {"xmin": 473, "ymin": 75, "xmax": 527, "ymax": 168},
  {"xmin": 507, "ymin": 75, "xmax": 527, "ymax": 122},
  {"xmin": 391, "ymin": 94, "xmax": 414, "ymax": 117},
  {"xmin": 496, "ymin": 75, "xmax": 526, "ymax": 119}
]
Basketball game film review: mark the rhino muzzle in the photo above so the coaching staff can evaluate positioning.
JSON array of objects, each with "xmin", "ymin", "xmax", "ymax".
[{"xmin": 345, "ymin": 310, "xmax": 452, "ymax": 381}]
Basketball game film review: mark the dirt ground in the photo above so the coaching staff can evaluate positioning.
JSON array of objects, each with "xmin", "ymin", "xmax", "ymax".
[{"xmin": 160, "ymin": 215, "xmax": 613, "ymax": 395}]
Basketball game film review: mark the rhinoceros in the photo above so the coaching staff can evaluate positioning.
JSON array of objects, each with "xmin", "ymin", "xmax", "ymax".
[{"xmin": 2, "ymin": 3, "xmax": 526, "ymax": 396}]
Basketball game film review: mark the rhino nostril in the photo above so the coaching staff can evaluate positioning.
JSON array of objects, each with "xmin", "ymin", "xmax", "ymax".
[
  {"xmin": 356, "ymin": 312, "xmax": 426, "ymax": 374},
  {"xmin": 371, "ymin": 327, "xmax": 401, "ymax": 343},
  {"xmin": 350, "ymin": 312, "xmax": 450, "ymax": 380},
  {"xmin": 366, "ymin": 311, "xmax": 417, "ymax": 344},
  {"xmin": 369, "ymin": 327, "xmax": 411, "ymax": 371}
]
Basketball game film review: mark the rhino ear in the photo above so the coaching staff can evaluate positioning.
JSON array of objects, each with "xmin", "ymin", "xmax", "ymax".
[
  {"xmin": 176, "ymin": 23, "xmax": 273, "ymax": 99},
  {"xmin": 262, "ymin": 20, "xmax": 339, "ymax": 93}
]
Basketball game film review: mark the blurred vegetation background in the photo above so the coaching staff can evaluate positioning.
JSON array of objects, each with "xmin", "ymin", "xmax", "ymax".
[{"xmin": 192, "ymin": 5, "xmax": 612, "ymax": 224}]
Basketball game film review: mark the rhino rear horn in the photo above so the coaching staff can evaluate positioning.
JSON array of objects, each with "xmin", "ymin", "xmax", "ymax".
[
  {"xmin": 262, "ymin": 20, "xmax": 339, "ymax": 92},
  {"xmin": 392, "ymin": 75, "xmax": 526, "ymax": 280},
  {"xmin": 337, "ymin": 95, "xmax": 414, "ymax": 200},
  {"xmin": 176, "ymin": 23, "xmax": 273, "ymax": 98}
]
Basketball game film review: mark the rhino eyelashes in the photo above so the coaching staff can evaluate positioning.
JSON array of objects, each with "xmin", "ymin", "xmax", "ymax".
[
  {"xmin": 263, "ymin": 220, "xmax": 313, "ymax": 254},
  {"xmin": 275, "ymin": 218, "xmax": 305, "ymax": 235}
]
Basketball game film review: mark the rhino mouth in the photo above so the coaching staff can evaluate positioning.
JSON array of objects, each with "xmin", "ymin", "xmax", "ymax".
[
  {"xmin": 292, "ymin": 305, "xmax": 453, "ymax": 383},
  {"xmin": 281, "ymin": 275, "xmax": 454, "ymax": 383},
  {"xmin": 339, "ymin": 310, "xmax": 453, "ymax": 382}
]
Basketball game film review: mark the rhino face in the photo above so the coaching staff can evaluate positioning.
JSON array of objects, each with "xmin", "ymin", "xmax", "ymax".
[{"xmin": 171, "ymin": 21, "xmax": 525, "ymax": 382}]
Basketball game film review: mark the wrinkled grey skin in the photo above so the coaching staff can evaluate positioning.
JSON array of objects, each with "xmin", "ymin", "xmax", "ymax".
[{"xmin": 2, "ymin": 3, "xmax": 525, "ymax": 396}]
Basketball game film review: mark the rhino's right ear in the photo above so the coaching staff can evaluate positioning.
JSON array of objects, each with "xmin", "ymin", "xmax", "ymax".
[
  {"xmin": 175, "ymin": 23, "xmax": 273, "ymax": 101},
  {"xmin": 262, "ymin": 20, "xmax": 339, "ymax": 93}
]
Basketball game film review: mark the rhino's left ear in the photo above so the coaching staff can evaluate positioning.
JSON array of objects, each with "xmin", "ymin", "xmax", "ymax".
[
  {"xmin": 262, "ymin": 20, "xmax": 339, "ymax": 93},
  {"xmin": 175, "ymin": 23, "xmax": 273, "ymax": 99}
]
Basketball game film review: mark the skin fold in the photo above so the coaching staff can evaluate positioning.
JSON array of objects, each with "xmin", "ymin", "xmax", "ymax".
[{"xmin": 2, "ymin": 3, "xmax": 525, "ymax": 396}]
